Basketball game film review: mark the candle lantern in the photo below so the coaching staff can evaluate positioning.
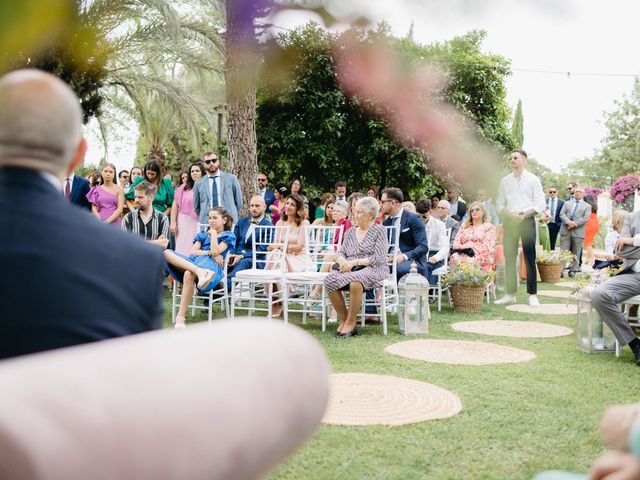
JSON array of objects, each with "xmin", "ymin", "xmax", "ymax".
[
  {"xmin": 576, "ymin": 285, "xmax": 615, "ymax": 353},
  {"xmin": 397, "ymin": 262, "xmax": 430, "ymax": 335}
]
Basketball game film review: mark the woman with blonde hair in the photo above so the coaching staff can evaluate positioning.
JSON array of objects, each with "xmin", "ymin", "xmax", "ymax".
[{"xmin": 450, "ymin": 201, "xmax": 496, "ymax": 271}]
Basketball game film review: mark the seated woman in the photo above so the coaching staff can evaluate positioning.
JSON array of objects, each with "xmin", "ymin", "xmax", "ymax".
[
  {"xmin": 164, "ymin": 207, "xmax": 236, "ymax": 328},
  {"xmin": 450, "ymin": 201, "xmax": 497, "ymax": 271},
  {"xmin": 312, "ymin": 200, "xmax": 335, "ymax": 226},
  {"xmin": 267, "ymin": 194, "xmax": 315, "ymax": 317},
  {"xmin": 605, "ymin": 209, "xmax": 629, "ymax": 258},
  {"xmin": 323, "ymin": 197, "xmax": 389, "ymax": 338},
  {"xmin": 314, "ymin": 193, "xmax": 334, "ymax": 221}
]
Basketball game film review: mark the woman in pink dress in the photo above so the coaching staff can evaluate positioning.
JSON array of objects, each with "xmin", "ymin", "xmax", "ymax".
[
  {"xmin": 86, "ymin": 163, "xmax": 124, "ymax": 226},
  {"xmin": 266, "ymin": 194, "xmax": 315, "ymax": 317},
  {"xmin": 269, "ymin": 184, "xmax": 289, "ymax": 225},
  {"xmin": 170, "ymin": 162, "xmax": 205, "ymax": 256},
  {"xmin": 450, "ymin": 201, "xmax": 496, "ymax": 271}
]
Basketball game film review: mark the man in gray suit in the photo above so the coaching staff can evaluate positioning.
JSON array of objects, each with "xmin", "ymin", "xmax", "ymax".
[
  {"xmin": 591, "ymin": 211, "xmax": 640, "ymax": 365},
  {"xmin": 436, "ymin": 199, "xmax": 460, "ymax": 247},
  {"xmin": 193, "ymin": 151, "xmax": 243, "ymax": 224},
  {"xmin": 559, "ymin": 185, "xmax": 591, "ymax": 277}
]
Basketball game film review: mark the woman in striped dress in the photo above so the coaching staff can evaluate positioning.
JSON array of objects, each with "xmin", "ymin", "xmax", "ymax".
[{"xmin": 324, "ymin": 197, "xmax": 389, "ymax": 337}]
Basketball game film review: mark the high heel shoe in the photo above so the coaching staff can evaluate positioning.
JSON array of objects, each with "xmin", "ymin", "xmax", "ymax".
[
  {"xmin": 196, "ymin": 269, "xmax": 214, "ymax": 290},
  {"xmin": 337, "ymin": 326, "xmax": 358, "ymax": 338}
]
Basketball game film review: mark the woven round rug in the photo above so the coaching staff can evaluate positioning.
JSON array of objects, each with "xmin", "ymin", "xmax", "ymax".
[
  {"xmin": 384, "ymin": 339, "xmax": 536, "ymax": 365},
  {"xmin": 322, "ymin": 373, "xmax": 462, "ymax": 426},
  {"xmin": 451, "ymin": 320, "xmax": 573, "ymax": 338},
  {"xmin": 554, "ymin": 281, "xmax": 578, "ymax": 289},
  {"xmin": 537, "ymin": 290, "xmax": 574, "ymax": 299},
  {"xmin": 506, "ymin": 303, "xmax": 578, "ymax": 315}
]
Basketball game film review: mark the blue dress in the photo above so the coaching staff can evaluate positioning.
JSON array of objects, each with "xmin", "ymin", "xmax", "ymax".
[{"xmin": 166, "ymin": 230, "xmax": 236, "ymax": 293}]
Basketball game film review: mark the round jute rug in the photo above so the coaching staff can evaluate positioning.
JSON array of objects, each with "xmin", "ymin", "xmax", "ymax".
[
  {"xmin": 384, "ymin": 339, "xmax": 536, "ymax": 366},
  {"xmin": 322, "ymin": 373, "xmax": 462, "ymax": 426},
  {"xmin": 537, "ymin": 290, "xmax": 574, "ymax": 299},
  {"xmin": 506, "ymin": 303, "xmax": 578, "ymax": 315},
  {"xmin": 554, "ymin": 281, "xmax": 578, "ymax": 289},
  {"xmin": 451, "ymin": 320, "xmax": 573, "ymax": 338}
]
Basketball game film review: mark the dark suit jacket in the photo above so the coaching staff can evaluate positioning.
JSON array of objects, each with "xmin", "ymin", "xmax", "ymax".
[
  {"xmin": 452, "ymin": 200, "xmax": 467, "ymax": 221},
  {"xmin": 71, "ymin": 174, "xmax": 91, "ymax": 209},
  {"xmin": 262, "ymin": 189, "xmax": 275, "ymax": 210},
  {"xmin": 0, "ymin": 168, "xmax": 165, "ymax": 360},
  {"xmin": 383, "ymin": 210, "xmax": 429, "ymax": 276},
  {"xmin": 233, "ymin": 216, "xmax": 272, "ymax": 258},
  {"xmin": 546, "ymin": 197, "xmax": 564, "ymax": 227}
]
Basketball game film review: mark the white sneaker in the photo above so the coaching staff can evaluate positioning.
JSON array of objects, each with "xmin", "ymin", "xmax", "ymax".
[
  {"xmin": 529, "ymin": 295, "xmax": 540, "ymax": 307},
  {"xmin": 495, "ymin": 295, "xmax": 516, "ymax": 305}
]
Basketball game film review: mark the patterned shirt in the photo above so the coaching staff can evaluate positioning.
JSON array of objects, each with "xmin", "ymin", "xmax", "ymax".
[{"xmin": 122, "ymin": 208, "xmax": 170, "ymax": 241}]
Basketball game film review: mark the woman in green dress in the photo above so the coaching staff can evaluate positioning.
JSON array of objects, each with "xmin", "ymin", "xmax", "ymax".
[{"xmin": 124, "ymin": 160, "xmax": 174, "ymax": 214}]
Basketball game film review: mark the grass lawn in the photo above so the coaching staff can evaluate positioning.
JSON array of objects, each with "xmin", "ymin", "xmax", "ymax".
[{"xmin": 162, "ymin": 282, "xmax": 638, "ymax": 480}]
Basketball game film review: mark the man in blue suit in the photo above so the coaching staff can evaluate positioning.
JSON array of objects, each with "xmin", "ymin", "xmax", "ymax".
[
  {"xmin": 0, "ymin": 69, "xmax": 165, "ymax": 360},
  {"xmin": 63, "ymin": 171, "xmax": 91, "ymax": 209},
  {"xmin": 258, "ymin": 172, "xmax": 275, "ymax": 210},
  {"xmin": 546, "ymin": 185, "xmax": 564, "ymax": 251},
  {"xmin": 381, "ymin": 187, "xmax": 429, "ymax": 279},
  {"xmin": 193, "ymin": 152, "xmax": 243, "ymax": 224},
  {"xmin": 227, "ymin": 195, "xmax": 272, "ymax": 290}
]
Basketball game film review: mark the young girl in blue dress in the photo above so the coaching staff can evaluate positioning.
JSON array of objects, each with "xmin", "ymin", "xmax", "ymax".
[{"xmin": 164, "ymin": 207, "xmax": 236, "ymax": 328}]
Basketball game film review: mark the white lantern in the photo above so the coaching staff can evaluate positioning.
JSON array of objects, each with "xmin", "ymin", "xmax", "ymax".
[
  {"xmin": 576, "ymin": 285, "xmax": 615, "ymax": 353},
  {"xmin": 397, "ymin": 262, "xmax": 430, "ymax": 335}
]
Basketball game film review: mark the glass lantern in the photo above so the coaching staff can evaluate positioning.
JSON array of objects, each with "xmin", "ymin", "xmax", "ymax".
[
  {"xmin": 397, "ymin": 262, "xmax": 430, "ymax": 335},
  {"xmin": 576, "ymin": 285, "xmax": 615, "ymax": 353}
]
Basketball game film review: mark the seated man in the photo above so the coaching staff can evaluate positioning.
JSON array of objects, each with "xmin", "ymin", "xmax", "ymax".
[
  {"xmin": 227, "ymin": 195, "xmax": 272, "ymax": 291},
  {"xmin": 122, "ymin": 181, "xmax": 170, "ymax": 249},
  {"xmin": 0, "ymin": 69, "xmax": 165, "ymax": 359},
  {"xmin": 591, "ymin": 210, "xmax": 640, "ymax": 365},
  {"xmin": 416, "ymin": 198, "xmax": 449, "ymax": 285},
  {"xmin": 436, "ymin": 199, "xmax": 460, "ymax": 248},
  {"xmin": 381, "ymin": 187, "xmax": 429, "ymax": 279}
]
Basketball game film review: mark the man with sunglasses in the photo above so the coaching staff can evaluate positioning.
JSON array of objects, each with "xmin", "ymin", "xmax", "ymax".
[
  {"xmin": 495, "ymin": 149, "xmax": 546, "ymax": 306},
  {"xmin": 257, "ymin": 172, "xmax": 275, "ymax": 210},
  {"xmin": 193, "ymin": 152, "xmax": 243, "ymax": 225},
  {"xmin": 546, "ymin": 186, "xmax": 564, "ymax": 251}
]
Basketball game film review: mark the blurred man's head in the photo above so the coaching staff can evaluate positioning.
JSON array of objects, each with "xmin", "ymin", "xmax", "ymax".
[
  {"xmin": 249, "ymin": 195, "xmax": 266, "ymax": 218},
  {"xmin": 437, "ymin": 200, "xmax": 451, "ymax": 221},
  {"xmin": 0, "ymin": 69, "xmax": 86, "ymax": 177},
  {"xmin": 573, "ymin": 186, "xmax": 585, "ymax": 201}
]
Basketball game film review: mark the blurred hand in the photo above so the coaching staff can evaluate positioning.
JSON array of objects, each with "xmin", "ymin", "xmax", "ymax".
[
  {"xmin": 600, "ymin": 405, "xmax": 640, "ymax": 450},
  {"xmin": 170, "ymin": 222, "xmax": 177, "ymax": 236},
  {"xmin": 588, "ymin": 451, "xmax": 640, "ymax": 480}
]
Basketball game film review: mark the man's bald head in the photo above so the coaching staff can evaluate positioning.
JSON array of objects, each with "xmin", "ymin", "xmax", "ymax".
[
  {"xmin": 0, "ymin": 69, "xmax": 85, "ymax": 175},
  {"xmin": 249, "ymin": 195, "xmax": 266, "ymax": 219}
]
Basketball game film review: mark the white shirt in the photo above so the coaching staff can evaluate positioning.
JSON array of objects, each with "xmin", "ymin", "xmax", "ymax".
[
  {"xmin": 41, "ymin": 171, "xmax": 63, "ymax": 191},
  {"xmin": 605, "ymin": 230, "xmax": 620, "ymax": 256},
  {"xmin": 496, "ymin": 169, "xmax": 546, "ymax": 215},
  {"xmin": 426, "ymin": 216, "xmax": 449, "ymax": 262},
  {"xmin": 449, "ymin": 200, "xmax": 458, "ymax": 217},
  {"xmin": 207, "ymin": 174, "xmax": 222, "ymax": 208}
]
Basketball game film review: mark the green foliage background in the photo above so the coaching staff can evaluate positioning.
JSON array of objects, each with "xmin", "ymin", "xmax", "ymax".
[{"xmin": 256, "ymin": 24, "xmax": 516, "ymax": 199}]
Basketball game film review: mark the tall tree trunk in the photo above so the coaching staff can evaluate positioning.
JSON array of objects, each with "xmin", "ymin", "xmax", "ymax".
[
  {"xmin": 225, "ymin": 0, "xmax": 259, "ymax": 217},
  {"xmin": 170, "ymin": 134, "xmax": 188, "ymax": 172}
]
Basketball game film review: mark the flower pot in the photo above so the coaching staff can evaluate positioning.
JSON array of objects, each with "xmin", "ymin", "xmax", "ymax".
[
  {"xmin": 537, "ymin": 262, "xmax": 563, "ymax": 283},
  {"xmin": 450, "ymin": 284, "xmax": 485, "ymax": 313}
]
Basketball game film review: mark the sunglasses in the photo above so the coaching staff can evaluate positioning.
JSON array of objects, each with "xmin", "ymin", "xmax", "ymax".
[
  {"xmin": 204, "ymin": 158, "xmax": 218, "ymax": 164},
  {"xmin": 470, "ymin": 208, "xmax": 482, "ymax": 213},
  {"xmin": 549, "ymin": 190, "xmax": 556, "ymax": 194}
]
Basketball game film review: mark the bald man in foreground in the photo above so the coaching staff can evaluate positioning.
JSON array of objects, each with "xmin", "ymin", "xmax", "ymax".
[{"xmin": 0, "ymin": 69, "xmax": 165, "ymax": 359}]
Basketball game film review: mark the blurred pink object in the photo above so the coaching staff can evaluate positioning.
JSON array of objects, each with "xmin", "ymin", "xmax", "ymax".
[{"xmin": 0, "ymin": 319, "xmax": 330, "ymax": 480}]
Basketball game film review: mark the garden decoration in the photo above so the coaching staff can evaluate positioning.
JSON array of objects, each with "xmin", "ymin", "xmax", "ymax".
[
  {"xmin": 576, "ymin": 285, "xmax": 616, "ymax": 353},
  {"xmin": 610, "ymin": 175, "xmax": 640, "ymax": 212},
  {"xmin": 536, "ymin": 249, "xmax": 575, "ymax": 283},
  {"xmin": 442, "ymin": 259, "xmax": 494, "ymax": 313},
  {"xmin": 397, "ymin": 262, "xmax": 430, "ymax": 335}
]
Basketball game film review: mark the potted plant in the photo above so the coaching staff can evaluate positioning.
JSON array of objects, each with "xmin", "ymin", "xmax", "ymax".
[
  {"xmin": 610, "ymin": 175, "xmax": 640, "ymax": 212},
  {"xmin": 536, "ymin": 249, "xmax": 575, "ymax": 283},
  {"xmin": 442, "ymin": 259, "xmax": 495, "ymax": 313}
]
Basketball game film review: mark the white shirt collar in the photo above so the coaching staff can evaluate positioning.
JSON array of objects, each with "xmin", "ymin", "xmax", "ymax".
[{"xmin": 41, "ymin": 172, "xmax": 63, "ymax": 191}]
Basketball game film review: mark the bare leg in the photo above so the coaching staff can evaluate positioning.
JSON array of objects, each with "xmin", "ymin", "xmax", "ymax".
[
  {"xmin": 164, "ymin": 250, "xmax": 213, "ymax": 287},
  {"xmin": 176, "ymin": 270, "xmax": 197, "ymax": 325},
  {"xmin": 342, "ymin": 282, "xmax": 363, "ymax": 333},
  {"xmin": 328, "ymin": 290, "xmax": 348, "ymax": 331}
]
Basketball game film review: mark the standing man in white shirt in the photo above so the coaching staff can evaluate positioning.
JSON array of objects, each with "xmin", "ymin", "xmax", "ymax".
[
  {"xmin": 335, "ymin": 181, "xmax": 347, "ymax": 202},
  {"xmin": 495, "ymin": 149, "xmax": 546, "ymax": 306}
]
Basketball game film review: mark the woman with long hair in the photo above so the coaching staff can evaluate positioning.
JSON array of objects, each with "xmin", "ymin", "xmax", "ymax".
[
  {"xmin": 124, "ymin": 160, "xmax": 174, "ymax": 214},
  {"xmin": 86, "ymin": 163, "xmax": 124, "ymax": 226},
  {"xmin": 266, "ymin": 193, "xmax": 315, "ymax": 317},
  {"xmin": 450, "ymin": 201, "xmax": 497, "ymax": 271},
  {"xmin": 164, "ymin": 207, "xmax": 236, "ymax": 328},
  {"xmin": 314, "ymin": 193, "xmax": 335, "ymax": 221},
  {"xmin": 170, "ymin": 162, "xmax": 205, "ymax": 256},
  {"xmin": 289, "ymin": 178, "xmax": 308, "ymax": 210}
]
